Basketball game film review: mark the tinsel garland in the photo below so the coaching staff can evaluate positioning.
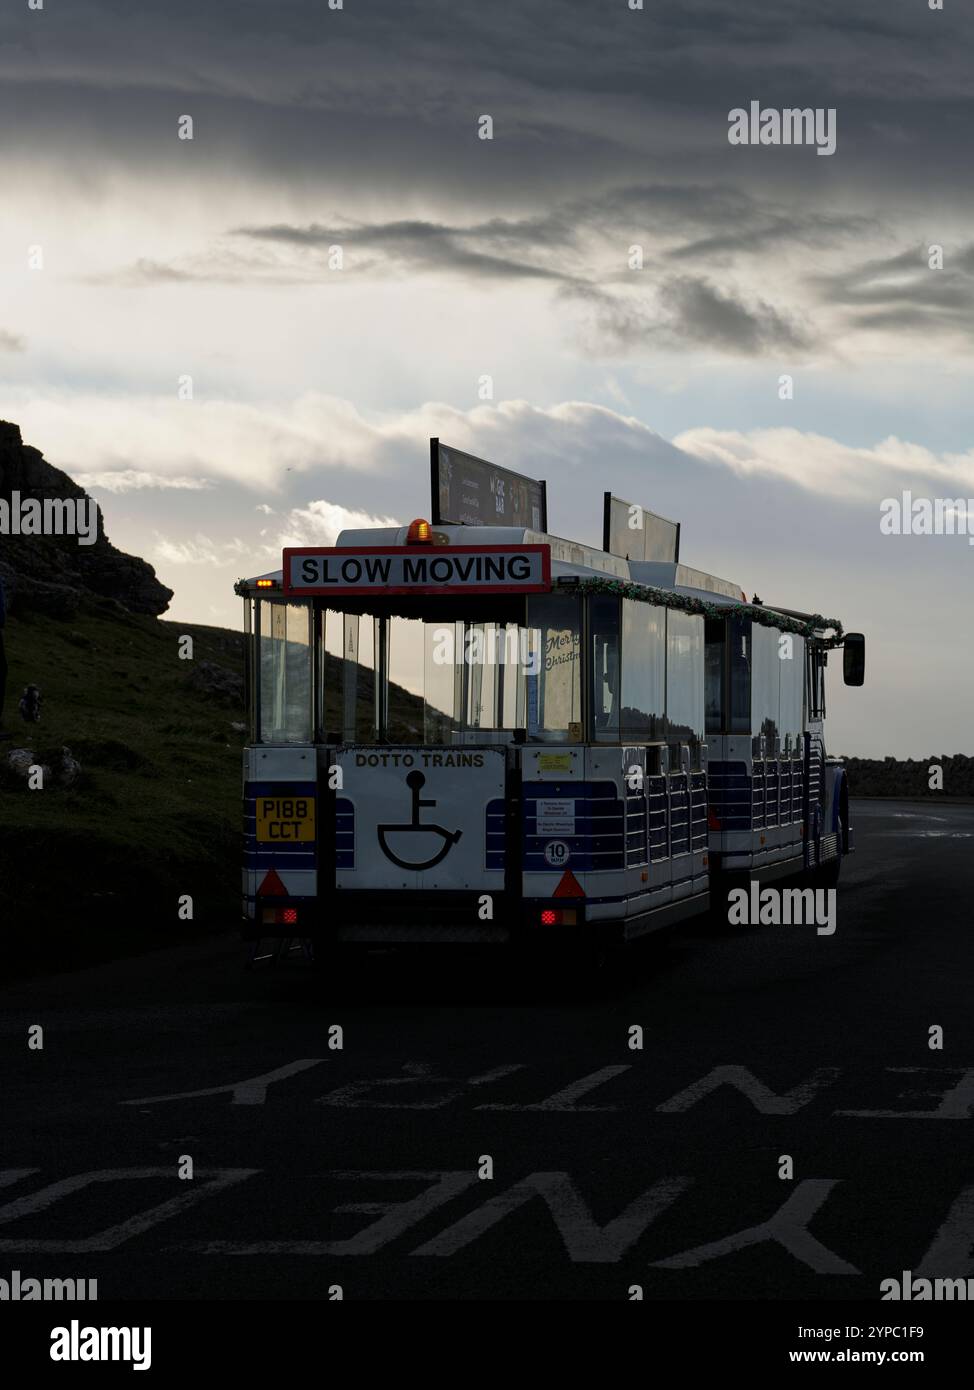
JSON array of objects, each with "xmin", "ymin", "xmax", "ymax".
[{"xmin": 555, "ymin": 576, "xmax": 844, "ymax": 646}]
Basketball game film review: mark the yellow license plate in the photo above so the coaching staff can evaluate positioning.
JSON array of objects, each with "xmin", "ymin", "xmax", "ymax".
[{"xmin": 256, "ymin": 796, "xmax": 316, "ymax": 843}]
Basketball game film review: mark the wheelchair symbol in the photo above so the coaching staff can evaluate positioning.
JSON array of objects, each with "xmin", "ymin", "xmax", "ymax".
[{"xmin": 377, "ymin": 770, "xmax": 463, "ymax": 871}]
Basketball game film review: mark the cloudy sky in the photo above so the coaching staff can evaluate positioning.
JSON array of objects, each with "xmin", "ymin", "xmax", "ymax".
[{"xmin": 1, "ymin": 0, "xmax": 972, "ymax": 757}]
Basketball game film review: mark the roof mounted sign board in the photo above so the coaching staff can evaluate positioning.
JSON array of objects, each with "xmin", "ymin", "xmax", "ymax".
[
  {"xmin": 283, "ymin": 545, "xmax": 551, "ymax": 596},
  {"xmin": 603, "ymin": 493, "xmax": 680, "ymax": 563},
  {"xmin": 431, "ymin": 438, "xmax": 547, "ymax": 531}
]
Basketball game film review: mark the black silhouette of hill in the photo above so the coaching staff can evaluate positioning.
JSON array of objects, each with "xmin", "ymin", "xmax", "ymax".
[{"xmin": 0, "ymin": 419, "xmax": 172, "ymax": 619}]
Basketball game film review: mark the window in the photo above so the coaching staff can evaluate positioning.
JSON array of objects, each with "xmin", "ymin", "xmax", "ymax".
[
  {"xmin": 386, "ymin": 618, "xmax": 425, "ymax": 741},
  {"xmin": 335, "ymin": 614, "xmax": 377, "ymax": 743},
  {"xmin": 621, "ymin": 599, "xmax": 665, "ymax": 741},
  {"xmin": 498, "ymin": 625, "xmax": 524, "ymax": 729},
  {"xmin": 706, "ymin": 616, "xmax": 752, "ymax": 735},
  {"xmin": 704, "ymin": 618, "xmax": 724, "ymax": 734},
  {"xmin": 424, "ymin": 621, "xmax": 463, "ymax": 743},
  {"xmin": 750, "ymin": 623, "xmax": 780, "ymax": 748},
  {"xmin": 259, "ymin": 601, "xmax": 312, "ymax": 743},
  {"xmin": 590, "ymin": 595, "xmax": 621, "ymax": 742},
  {"xmin": 464, "ymin": 623, "xmax": 499, "ymax": 731},
  {"xmin": 779, "ymin": 633, "xmax": 805, "ymax": 752},
  {"xmin": 665, "ymin": 610, "xmax": 704, "ymax": 744},
  {"xmin": 525, "ymin": 594, "xmax": 582, "ymax": 741},
  {"xmin": 728, "ymin": 618, "xmax": 751, "ymax": 734},
  {"xmin": 806, "ymin": 646, "xmax": 827, "ymax": 721},
  {"xmin": 317, "ymin": 608, "xmax": 345, "ymax": 739}
]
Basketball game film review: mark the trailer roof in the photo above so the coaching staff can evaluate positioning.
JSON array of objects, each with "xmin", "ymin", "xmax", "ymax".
[{"xmin": 235, "ymin": 523, "xmax": 745, "ymax": 602}]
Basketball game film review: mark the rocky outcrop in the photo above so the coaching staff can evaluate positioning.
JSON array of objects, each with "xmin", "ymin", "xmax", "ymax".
[
  {"xmin": 185, "ymin": 659, "xmax": 245, "ymax": 705},
  {"xmin": 1, "ymin": 745, "xmax": 82, "ymax": 790},
  {"xmin": 0, "ymin": 421, "xmax": 172, "ymax": 617}
]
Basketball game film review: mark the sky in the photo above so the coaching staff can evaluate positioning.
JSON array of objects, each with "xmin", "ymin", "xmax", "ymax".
[{"xmin": 1, "ymin": 0, "xmax": 972, "ymax": 758}]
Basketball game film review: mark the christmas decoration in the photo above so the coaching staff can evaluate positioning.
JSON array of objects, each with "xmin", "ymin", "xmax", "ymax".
[{"xmin": 555, "ymin": 576, "xmax": 844, "ymax": 647}]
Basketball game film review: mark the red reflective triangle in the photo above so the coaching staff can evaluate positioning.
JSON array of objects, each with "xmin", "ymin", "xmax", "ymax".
[
  {"xmin": 553, "ymin": 869, "xmax": 585, "ymax": 899},
  {"xmin": 257, "ymin": 868, "xmax": 287, "ymax": 897}
]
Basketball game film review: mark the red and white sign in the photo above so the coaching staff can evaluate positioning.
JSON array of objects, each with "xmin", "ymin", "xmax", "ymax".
[{"xmin": 283, "ymin": 544, "xmax": 551, "ymax": 596}]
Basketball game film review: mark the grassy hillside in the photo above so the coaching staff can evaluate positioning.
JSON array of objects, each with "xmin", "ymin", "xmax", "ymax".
[
  {"xmin": 0, "ymin": 600, "xmax": 428, "ymax": 979},
  {"xmin": 0, "ymin": 602, "xmax": 246, "ymax": 977}
]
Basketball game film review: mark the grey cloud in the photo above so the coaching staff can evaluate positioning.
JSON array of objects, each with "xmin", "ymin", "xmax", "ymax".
[
  {"xmin": 562, "ymin": 276, "xmax": 812, "ymax": 357},
  {"xmin": 89, "ymin": 251, "xmax": 309, "ymax": 288},
  {"xmin": 658, "ymin": 276, "xmax": 812, "ymax": 352},
  {"xmin": 0, "ymin": 330, "xmax": 25, "ymax": 352},
  {"xmin": 667, "ymin": 209, "xmax": 875, "ymax": 263},
  {"xmin": 814, "ymin": 243, "xmax": 974, "ymax": 340},
  {"xmin": 237, "ymin": 212, "xmax": 813, "ymax": 355},
  {"xmin": 238, "ymin": 219, "xmax": 573, "ymax": 283},
  {"xmin": 90, "ymin": 258, "xmax": 200, "ymax": 287}
]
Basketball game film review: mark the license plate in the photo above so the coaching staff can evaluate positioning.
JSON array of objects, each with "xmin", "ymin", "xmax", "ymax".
[{"xmin": 256, "ymin": 796, "xmax": 316, "ymax": 843}]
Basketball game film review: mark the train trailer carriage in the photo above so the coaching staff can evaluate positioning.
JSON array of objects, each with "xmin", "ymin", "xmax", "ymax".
[{"xmin": 234, "ymin": 453, "xmax": 864, "ymax": 965}]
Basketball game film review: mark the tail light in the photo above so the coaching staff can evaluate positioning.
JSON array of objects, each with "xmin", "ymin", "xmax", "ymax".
[
  {"xmin": 262, "ymin": 906, "xmax": 300, "ymax": 926},
  {"xmin": 539, "ymin": 908, "xmax": 577, "ymax": 926}
]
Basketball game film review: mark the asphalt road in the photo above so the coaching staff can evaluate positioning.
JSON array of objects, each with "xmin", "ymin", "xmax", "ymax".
[{"xmin": 2, "ymin": 798, "xmax": 973, "ymax": 1302}]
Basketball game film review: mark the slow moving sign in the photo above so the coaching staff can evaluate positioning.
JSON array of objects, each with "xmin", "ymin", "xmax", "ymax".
[{"xmin": 283, "ymin": 544, "xmax": 551, "ymax": 596}]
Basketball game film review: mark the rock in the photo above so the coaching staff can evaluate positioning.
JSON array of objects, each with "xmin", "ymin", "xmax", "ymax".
[
  {"xmin": 68, "ymin": 737, "xmax": 145, "ymax": 771},
  {"xmin": 6, "ymin": 748, "xmax": 35, "ymax": 777},
  {"xmin": 185, "ymin": 660, "xmax": 245, "ymax": 705},
  {"xmin": 230, "ymin": 721, "xmax": 247, "ymax": 733},
  {"xmin": 11, "ymin": 575, "xmax": 81, "ymax": 619},
  {"xmin": 3, "ymin": 744, "xmax": 81, "ymax": 788},
  {"xmin": 5, "ymin": 747, "xmax": 49, "ymax": 783},
  {"xmin": 59, "ymin": 747, "xmax": 81, "ymax": 786},
  {"xmin": 0, "ymin": 420, "xmax": 173, "ymax": 617}
]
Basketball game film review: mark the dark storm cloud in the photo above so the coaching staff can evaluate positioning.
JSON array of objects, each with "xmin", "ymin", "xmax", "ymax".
[
  {"xmin": 7, "ymin": 0, "xmax": 971, "ymax": 358},
  {"xmin": 2, "ymin": 0, "xmax": 971, "ymax": 200}
]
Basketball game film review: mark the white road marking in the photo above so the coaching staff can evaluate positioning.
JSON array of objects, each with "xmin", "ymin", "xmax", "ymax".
[
  {"xmin": 476, "ymin": 1065, "xmax": 633, "ymax": 1112},
  {"xmin": 651, "ymin": 1179, "xmax": 860, "ymax": 1274},
  {"xmin": 317, "ymin": 1062, "xmax": 524, "ymax": 1109},
  {"xmin": 0, "ymin": 1168, "xmax": 259, "ymax": 1253},
  {"xmin": 0, "ymin": 1170, "xmax": 39, "ymax": 1189},
  {"xmin": 174, "ymin": 1171, "xmax": 481, "ymax": 1256},
  {"xmin": 657, "ymin": 1065, "xmax": 842, "ymax": 1115},
  {"xmin": 121, "ymin": 1058, "xmax": 327, "ymax": 1107},
  {"xmin": 412, "ymin": 1172, "xmax": 692, "ymax": 1262},
  {"xmin": 836, "ymin": 1067, "xmax": 974, "ymax": 1119},
  {"xmin": 917, "ymin": 1182, "xmax": 974, "ymax": 1276}
]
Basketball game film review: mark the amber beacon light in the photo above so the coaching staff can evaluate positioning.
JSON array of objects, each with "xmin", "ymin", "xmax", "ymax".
[{"xmin": 406, "ymin": 518, "xmax": 432, "ymax": 544}]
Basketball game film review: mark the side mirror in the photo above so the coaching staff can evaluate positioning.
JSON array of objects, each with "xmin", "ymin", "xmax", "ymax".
[{"xmin": 843, "ymin": 633, "xmax": 865, "ymax": 687}]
